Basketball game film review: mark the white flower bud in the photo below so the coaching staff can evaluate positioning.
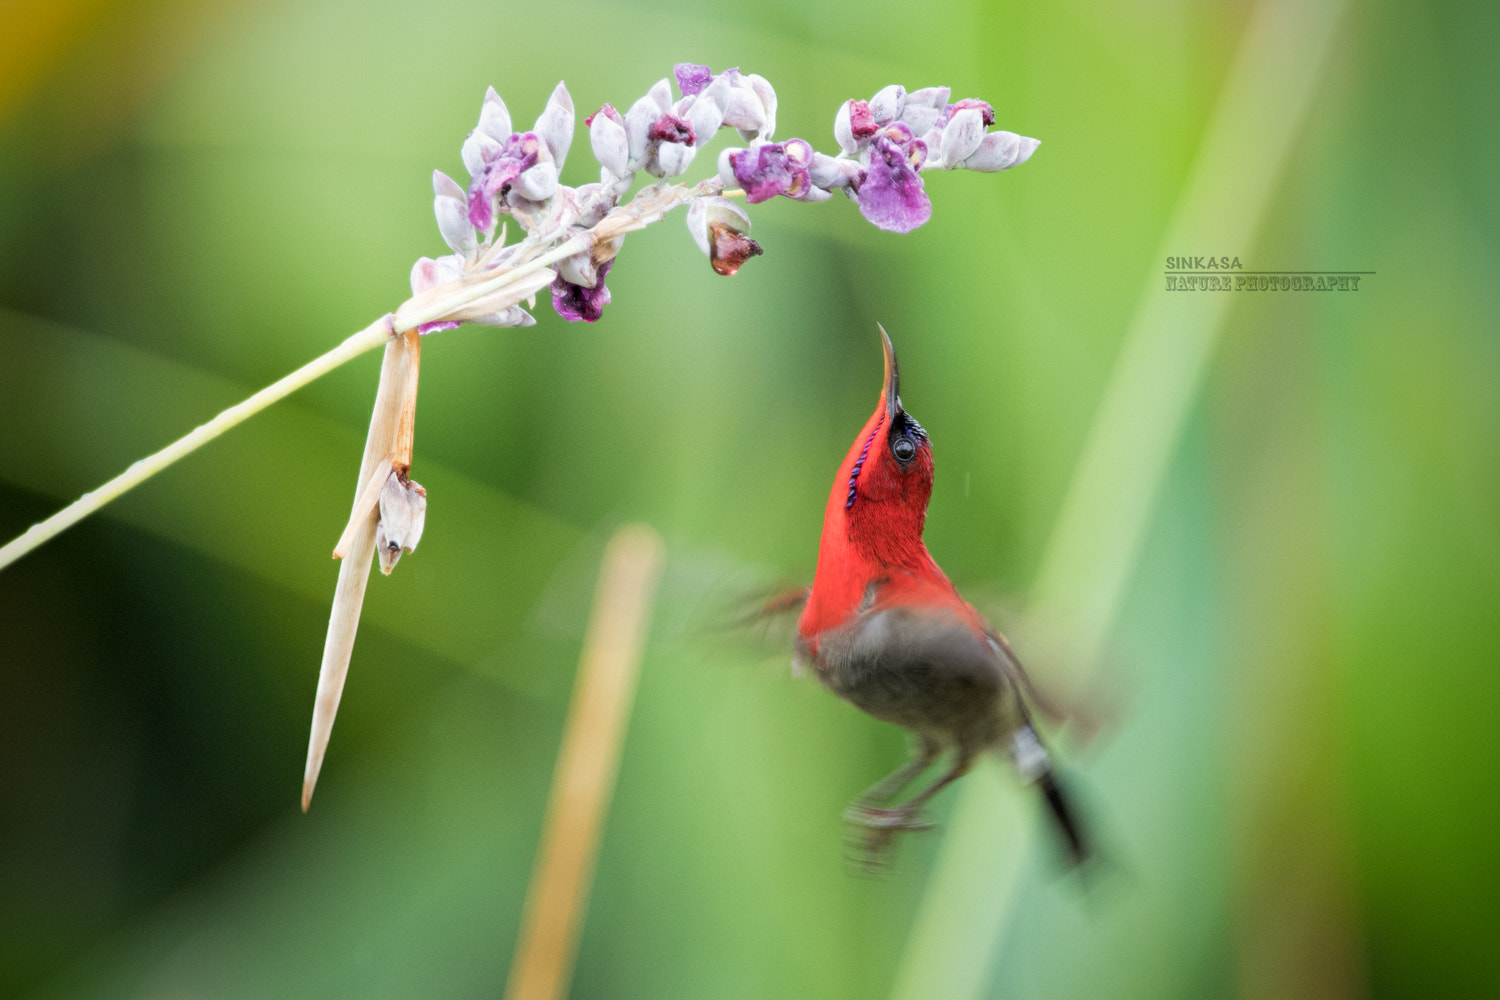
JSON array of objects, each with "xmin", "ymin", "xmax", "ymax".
[
  {"xmin": 904, "ymin": 86, "xmax": 950, "ymax": 109},
  {"xmin": 684, "ymin": 199, "xmax": 710, "ymax": 256},
  {"xmin": 834, "ymin": 100, "xmax": 857, "ymax": 154},
  {"xmin": 470, "ymin": 305, "xmax": 536, "ymax": 328},
  {"xmin": 809, "ymin": 152, "xmax": 862, "ymax": 189},
  {"xmin": 515, "ymin": 161, "xmax": 558, "ymax": 201},
  {"xmin": 557, "ymin": 251, "xmax": 598, "ymax": 287},
  {"xmin": 646, "ymin": 77, "xmax": 673, "ymax": 112},
  {"xmin": 939, "ymin": 107, "xmax": 986, "ymax": 167},
  {"xmin": 686, "ymin": 95, "xmax": 724, "ymax": 147},
  {"xmin": 686, "ymin": 196, "xmax": 761, "ymax": 276},
  {"xmin": 898, "ymin": 104, "xmax": 942, "ymax": 135},
  {"xmin": 624, "ymin": 95, "xmax": 658, "ymax": 166},
  {"xmin": 532, "ymin": 81, "xmax": 574, "ymax": 170},
  {"xmin": 590, "ymin": 111, "xmax": 629, "ymax": 178},
  {"xmin": 685, "ymin": 197, "xmax": 747, "ymax": 257},
  {"xmin": 869, "ymin": 84, "xmax": 907, "ymax": 126},
  {"xmin": 432, "ymin": 169, "xmax": 465, "ymax": 202},
  {"xmin": 574, "ymin": 181, "xmax": 615, "ymax": 227},
  {"xmin": 920, "ymin": 126, "xmax": 944, "ymax": 157},
  {"xmin": 962, "ymin": 131, "xmax": 1039, "ymax": 172},
  {"xmin": 434, "ymin": 191, "xmax": 475, "ymax": 256},
  {"xmin": 745, "ymin": 73, "xmax": 777, "ymax": 137},
  {"xmin": 702, "ymin": 74, "xmax": 732, "ymax": 119},
  {"xmin": 655, "ymin": 141, "xmax": 696, "ymax": 178},
  {"xmin": 721, "ymin": 83, "xmax": 766, "ymax": 132},
  {"xmin": 461, "ymin": 129, "xmax": 501, "ymax": 179},
  {"xmin": 717, "ymin": 147, "xmax": 740, "ymax": 189},
  {"xmin": 376, "ymin": 473, "xmax": 427, "ymax": 575},
  {"xmin": 556, "ymin": 234, "xmax": 621, "ymax": 289},
  {"xmin": 476, "ymin": 85, "xmax": 512, "ymax": 142},
  {"xmin": 410, "ymin": 254, "xmax": 463, "ymax": 296}
]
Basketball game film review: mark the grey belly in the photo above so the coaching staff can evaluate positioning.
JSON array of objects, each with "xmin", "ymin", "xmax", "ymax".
[{"xmin": 815, "ymin": 608, "xmax": 1016, "ymax": 751}]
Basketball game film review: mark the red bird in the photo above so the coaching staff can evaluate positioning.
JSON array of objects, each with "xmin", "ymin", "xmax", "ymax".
[{"xmin": 793, "ymin": 327, "xmax": 1085, "ymax": 865}]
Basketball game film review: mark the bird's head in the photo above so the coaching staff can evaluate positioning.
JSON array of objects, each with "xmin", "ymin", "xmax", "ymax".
[{"xmin": 837, "ymin": 326, "xmax": 934, "ymax": 549}]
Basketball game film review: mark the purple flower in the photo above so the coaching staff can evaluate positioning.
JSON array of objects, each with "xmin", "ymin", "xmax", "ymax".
[
  {"xmin": 880, "ymin": 121, "xmax": 916, "ymax": 151},
  {"xmin": 728, "ymin": 140, "xmax": 815, "ymax": 203},
  {"xmin": 856, "ymin": 135, "xmax": 931, "ymax": 233},
  {"xmin": 649, "ymin": 113, "xmax": 696, "ymax": 146},
  {"xmin": 551, "ymin": 258, "xmax": 613, "ymax": 322},
  {"xmin": 867, "ymin": 121, "xmax": 928, "ymax": 172},
  {"xmin": 674, "ymin": 62, "xmax": 713, "ymax": 97},
  {"xmin": 466, "ymin": 132, "xmax": 542, "ymax": 230}
]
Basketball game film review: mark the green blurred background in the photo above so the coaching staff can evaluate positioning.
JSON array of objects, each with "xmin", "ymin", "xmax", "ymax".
[{"xmin": 1, "ymin": 0, "xmax": 1496, "ymax": 996}]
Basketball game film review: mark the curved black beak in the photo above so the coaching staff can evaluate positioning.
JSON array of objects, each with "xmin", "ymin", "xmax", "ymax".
[{"xmin": 878, "ymin": 323, "xmax": 900, "ymax": 420}]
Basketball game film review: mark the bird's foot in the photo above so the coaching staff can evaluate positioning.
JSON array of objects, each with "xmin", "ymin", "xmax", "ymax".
[
  {"xmin": 841, "ymin": 805, "xmax": 936, "ymax": 874},
  {"xmin": 843, "ymin": 804, "xmax": 936, "ymax": 831}
]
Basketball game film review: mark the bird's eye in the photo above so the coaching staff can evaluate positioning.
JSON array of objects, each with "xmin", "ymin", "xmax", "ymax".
[{"xmin": 892, "ymin": 436, "xmax": 917, "ymax": 464}]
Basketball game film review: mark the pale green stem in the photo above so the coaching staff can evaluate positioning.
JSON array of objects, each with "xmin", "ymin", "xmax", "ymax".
[
  {"xmin": 0, "ymin": 315, "xmax": 393, "ymax": 571},
  {"xmin": 889, "ymin": 0, "xmax": 1350, "ymax": 997}
]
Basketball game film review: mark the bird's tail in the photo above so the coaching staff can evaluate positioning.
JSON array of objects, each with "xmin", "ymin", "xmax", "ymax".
[
  {"xmin": 1009, "ymin": 725, "xmax": 1090, "ymax": 866},
  {"xmin": 1036, "ymin": 768, "xmax": 1089, "ymax": 866}
]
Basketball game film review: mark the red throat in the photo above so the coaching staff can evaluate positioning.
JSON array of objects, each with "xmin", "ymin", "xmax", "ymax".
[{"xmin": 798, "ymin": 386, "xmax": 948, "ymax": 643}]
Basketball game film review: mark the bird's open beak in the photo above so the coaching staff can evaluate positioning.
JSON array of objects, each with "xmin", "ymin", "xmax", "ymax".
[{"xmin": 878, "ymin": 323, "xmax": 900, "ymax": 419}]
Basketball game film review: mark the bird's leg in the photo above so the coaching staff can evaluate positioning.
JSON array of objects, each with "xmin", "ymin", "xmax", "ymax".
[
  {"xmin": 847, "ymin": 735, "xmax": 941, "ymax": 816},
  {"xmin": 844, "ymin": 739, "xmax": 959, "ymax": 870},
  {"xmin": 847, "ymin": 748, "xmax": 976, "ymax": 832},
  {"xmin": 891, "ymin": 749, "xmax": 976, "ymax": 819}
]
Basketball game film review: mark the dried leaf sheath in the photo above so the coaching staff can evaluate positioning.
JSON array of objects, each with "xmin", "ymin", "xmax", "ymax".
[{"xmin": 302, "ymin": 328, "xmax": 419, "ymax": 811}]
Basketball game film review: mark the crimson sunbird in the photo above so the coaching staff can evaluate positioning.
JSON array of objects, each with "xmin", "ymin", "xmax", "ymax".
[{"xmin": 792, "ymin": 327, "xmax": 1086, "ymax": 866}]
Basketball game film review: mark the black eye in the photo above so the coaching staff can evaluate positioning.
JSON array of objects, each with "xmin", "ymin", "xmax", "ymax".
[{"xmin": 892, "ymin": 436, "xmax": 917, "ymax": 464}]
